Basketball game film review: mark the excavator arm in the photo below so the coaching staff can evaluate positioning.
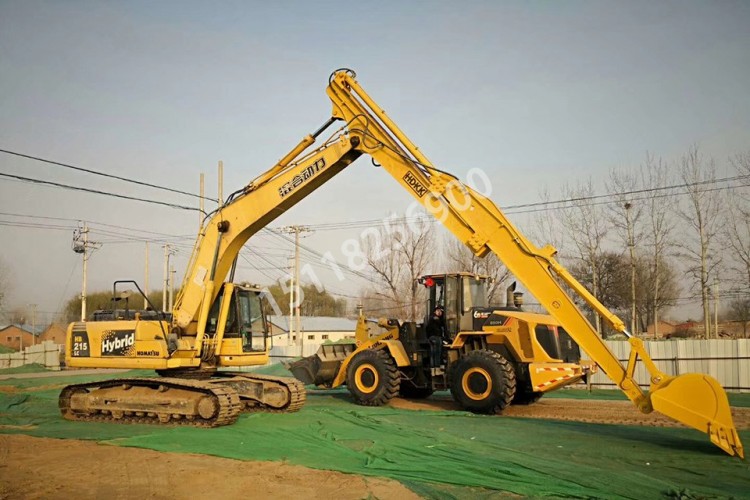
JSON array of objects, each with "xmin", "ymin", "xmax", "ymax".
[
  {"xmin": 169, "ymin": 68, "xmax": 741, "ymax": 457},
  {"xmin": 324, "ymin": 69, "xmax": 742, "ymax": 458},
  {"xmin": 171, "ymin": 133, "xmax": 361, "ymax": 338}
]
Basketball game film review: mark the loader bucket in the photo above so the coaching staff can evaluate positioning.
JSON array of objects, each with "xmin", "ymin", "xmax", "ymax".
[
  {"xmin": 283, "ymin": 342, "xmax": 357, "ymax": 387},
  {"xmin": 650, "ymin": 373, "xmax": 744, "ymax": 458}
]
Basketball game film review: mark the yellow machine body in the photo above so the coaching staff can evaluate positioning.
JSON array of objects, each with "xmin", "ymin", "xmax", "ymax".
[{"xmin": 63, "ymin": 69, "xmax": 742, "ymax": 456}]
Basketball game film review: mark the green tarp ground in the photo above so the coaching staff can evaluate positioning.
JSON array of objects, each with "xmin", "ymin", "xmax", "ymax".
[{"xmin": 1, "ymin": 369, "xmax": 748, "ymax": 499}]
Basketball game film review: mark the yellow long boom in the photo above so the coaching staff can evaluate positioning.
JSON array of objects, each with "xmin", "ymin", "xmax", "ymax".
[
  {"xmin": 326, "ymin": 69, "xmax": 742, "ymax": 458},
  {"xmin": 172, "ymin": 69, "xmax": 742, "ymax": 457}
]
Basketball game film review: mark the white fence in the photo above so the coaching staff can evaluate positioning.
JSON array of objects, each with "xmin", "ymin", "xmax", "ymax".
[
  {"xmin": 0, "ymin": 341, "xmax": 62, "ymax": 370},
  {"xmin": 582, "ymin": 339, "xmax": 750, "ymax": 393},
  {"xmin": 270, "ymin": 339, "xmax": 750, "ymax": 393},
  {"xmin": 269, "ymin": 344, "xmax": 320, "ymax": 363}
]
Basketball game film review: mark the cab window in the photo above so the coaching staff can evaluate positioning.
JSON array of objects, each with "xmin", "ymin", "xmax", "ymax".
[{"xmin": 237, "ymin": 291, "xmax": 266, "ymax": 352}]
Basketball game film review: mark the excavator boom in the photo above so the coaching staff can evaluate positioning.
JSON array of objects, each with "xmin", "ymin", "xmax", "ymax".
[
  {"xmin": 320, "ymin": 69, "xmax": 742, "ymax": 457},
  {"xmin": 65, "ymin": 69, "xmax": 742, "ymax": 454}
]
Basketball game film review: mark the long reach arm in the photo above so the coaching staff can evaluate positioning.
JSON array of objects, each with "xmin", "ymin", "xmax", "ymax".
[{"xmin": 173, "ymin": 69, "xmax": 742, "ymax": 457}]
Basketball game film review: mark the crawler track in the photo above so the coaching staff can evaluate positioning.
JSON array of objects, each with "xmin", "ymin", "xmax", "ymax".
[
  {"xmin": 229, "ymin": 373, "xmax": 307, "ymax": 413},
  {"xmin": 59, "ymin": 377, "xmax": 242, "ymax": 427},
  {"xmin": 58, "ymin": 373, "xmax": 307, "ymax": 427}
]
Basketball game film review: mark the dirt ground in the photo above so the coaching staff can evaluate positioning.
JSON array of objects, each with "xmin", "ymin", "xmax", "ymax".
[
  {"xmin": 0, "ymin": 434, "xmax": 421, "ymax": 500},
  {"xmin": 1, "ymin": 397, "xmax": 747, "ymax": 499},
  {"xmin": 390, "ymin": 395, "xmax": 750, "ymax": 430}
]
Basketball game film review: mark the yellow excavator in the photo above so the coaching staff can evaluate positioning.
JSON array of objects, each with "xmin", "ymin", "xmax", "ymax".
[{"xmin": 61, "ymin": 69, "xmax": 742, "ymax": 458}]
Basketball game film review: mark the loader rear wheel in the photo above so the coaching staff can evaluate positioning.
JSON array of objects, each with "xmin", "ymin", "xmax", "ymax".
[
  {"xmin": 346, "ymin": 349, "xmax": 399, "ymax": 406},
  {"xmin": 450, "ymin": 350, "xmax": 516, "ymax": 414}
]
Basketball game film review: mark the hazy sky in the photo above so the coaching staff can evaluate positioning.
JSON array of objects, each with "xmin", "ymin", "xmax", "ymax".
[{"xmin": 1, "ymin": 1, "xmax": 749, "ymax": 323}]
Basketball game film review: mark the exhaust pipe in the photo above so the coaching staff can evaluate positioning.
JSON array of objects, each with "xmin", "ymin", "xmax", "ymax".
[{"xmin": 506, "ymin": 282, "xmax": 516, "ymax": 307}]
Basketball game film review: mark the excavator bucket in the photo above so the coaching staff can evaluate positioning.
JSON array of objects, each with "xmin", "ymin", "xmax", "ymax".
[
  {"xmin": 283, "ymin": 343, "xmax": 356, "ymax": 387},
  {"xmin": 650, "ymin": 373, "xmax": 744, "ymax": 458}
]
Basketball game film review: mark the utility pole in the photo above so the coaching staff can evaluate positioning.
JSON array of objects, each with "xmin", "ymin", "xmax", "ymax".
[
  {"xmin": 280, "ymin": 225, "xmax": 311, "ymax": 354},
  {"xmin": 295, "ymin": 228, "xmax": 302, "ymax": 354},
  {"xmin": 624, "ymin": 202, "xmax": 637, "ymax": 335},
  {"xmin": 714, "ymin": 279, "xmax": 719, "ymax": 339},
  {"xmin": 200, "ymin": 172, "xmax": 205, "ymax": 231},
  {"xmin": 30, "ymin": 304, "xmax": 37, "ymax": 346},
  {"xmin": 169, "ymin": 265, "xmax": 176, "ymax": 311},
  {"xmin": 288, "ymin": 257, "xmax": 294, "ymax": 346},
  {"xmin": 162, "ymin": 245, "xmax": 176, "ymax": 312},
  {"xmin": 72, "ymin": 222, "xmax": 101, "ymax": 321},
  {"xmin": 144, "ymin": 242, "xmax": 150, "ymax": 309},
  {"xmin": 218, "ymin": 161, "xmax": 224, "ymax": 208},
  {"xmin": 163, "ymin": 244, "xmax": 169, "ymax": 311}
]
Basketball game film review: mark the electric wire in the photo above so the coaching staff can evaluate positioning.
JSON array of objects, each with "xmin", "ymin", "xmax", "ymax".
[
  {"xmin": 0, "ymin": 148, "xmax": 216, "ymax": 202},
  {"xmin": 0, "ymin": 172, "xmax": 203, "ymax": 212}
]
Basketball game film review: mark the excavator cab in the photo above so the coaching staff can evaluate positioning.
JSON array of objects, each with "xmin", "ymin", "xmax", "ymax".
[{"xmin": 206, "ymin": 283, "xmax": 268, "ymax": 354}]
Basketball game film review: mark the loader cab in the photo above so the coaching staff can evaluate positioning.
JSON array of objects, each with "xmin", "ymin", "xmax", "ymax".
[
  {"xmin": 419, "ymin": 273, "xmax": 490, "ymax": 338},
  {"xmin": 206, "ymin": 283, "xmax": 268, "ymax": 353}
]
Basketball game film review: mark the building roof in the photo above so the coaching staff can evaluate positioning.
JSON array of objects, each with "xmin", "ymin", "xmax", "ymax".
[
  {"xmin": 0, "ymin": 323, "xmax": 46, "ymax": 336},
  {"xmin": 268, "ymin": 316, "xmax": 357, "ymax": 333}
]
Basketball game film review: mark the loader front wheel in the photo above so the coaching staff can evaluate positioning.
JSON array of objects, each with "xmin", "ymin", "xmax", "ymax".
[
  {"xmin": 450, "ymin": 350, "xmax": 516, "ymax": 414},
  {"xmin": 346, "ymin": 349, "xmax": 399, "ymax": 406}
]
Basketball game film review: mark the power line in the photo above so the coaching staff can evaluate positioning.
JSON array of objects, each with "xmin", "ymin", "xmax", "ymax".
[
  {"xmin": 276, "ymin": 176, "xmax": 750, "ymax": 232},
  {"xmin": 0, "ymin": 172, "xmax": 202, "ymax": 212},
  {"xmin": 0, "ymin": 148, "xmax": 215, "ymax": 202},
  {"xmin": 263, "ymin": 228, "xmax": 373, "ymax": 282},
  {"xmin": 506, "ymin": 173, "xmax": 750, "ymax": 211}
]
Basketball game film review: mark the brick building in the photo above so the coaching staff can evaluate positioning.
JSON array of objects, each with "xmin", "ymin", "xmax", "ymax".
[
  {"xmin": 40, "ymin": 323, "xmax": 67, "ymax": 344},
  {"xmin": 0, "ymin": 324, "xmax": 44, "ymax": 351}
]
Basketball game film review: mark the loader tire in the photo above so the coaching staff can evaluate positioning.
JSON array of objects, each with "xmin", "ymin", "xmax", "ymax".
[
  {"xmin": 450, "ymin": 349, "xmax": 516, "ymax": 414},
  {"xmin": 346, "ymin": 349, "xmax": 400, "ymax": 406}
]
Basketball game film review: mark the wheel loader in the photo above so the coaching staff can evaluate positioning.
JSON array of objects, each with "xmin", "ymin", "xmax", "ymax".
[
  {"xmin": 60, "ymin": 68, "xmax": 742, "ymax": 457},
  {"xmin": 287, "ymin": 273, "xmax": 596, "ymax": 413}
]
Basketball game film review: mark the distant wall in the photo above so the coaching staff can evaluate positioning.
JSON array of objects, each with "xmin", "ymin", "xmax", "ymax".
[
  {"xmin": 582, "ymin": 339, "xmax": 750, "ymax": 393},
  {"xmin": 0, "ymin": 341, "xmax": 61, "ymax": 370},
  {"xmin": 263, "ymin": 339, "xmax": 750, "ymax": 393}
]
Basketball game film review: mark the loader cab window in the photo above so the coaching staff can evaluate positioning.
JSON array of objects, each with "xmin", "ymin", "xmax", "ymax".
[
  {"xmin": 426, "ymin": 278, "xmax": 444, "ymax": 320},
  {"xmin": 463, "ymin": 277, "xmax": 488, "ymax": 311},
  {"xmin": 237, "ymin": 290, "xmax": 267, "ymax": 352},
  {"xmin": 424, "ymin": 275, "xmax": 459, "ymax": 338},
  {"xmin": 443, "ymin": 275, "xmax": 459, "ymax": 338}
]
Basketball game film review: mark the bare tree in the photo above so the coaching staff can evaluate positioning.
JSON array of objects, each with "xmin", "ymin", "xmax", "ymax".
[
  {"xmin": 726, "ymin": 297, "xmax": 750, "ymax": 338},
  {"xmin": 634, "ymin": 254, "xmax": 680, "ymax": 333},
  {"xmin": 557, "ymin": 179, "xmax": 610, "ymax": 334},
  {"xmin": 531, "ymin": 187, "xmax": 566, "ymax": 255},
  {"xmin": 0, "ymin": 257, "xmax": 12, "ymax": 315},
  {"xmin": 724, "ymin": 152, "xmax": 750, "ymax": 297},
  {"xmin": 675, "ymin": 146, "xmax": 723, "ymax": 338},
  {"xmin": 363, "ymin": 218, "xmax": 435, "ymax": 321},
  {"xmin": 443, "ymin": 236, "xmax": 509, "ymax": 304},
  {"xmin": 7, "ymin": 305, "xmax": 29, "ymax": 325},
  {"xmin": 640, "ymin": 154, "xmax": 676, "ymax": 337},
  {"xmin": 568, "ymin": 249, "xmax": 679, "ymax": 334},
  {"xmin": 606, "ymin": 168, "xmax": 644, "ymax": 333}
]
